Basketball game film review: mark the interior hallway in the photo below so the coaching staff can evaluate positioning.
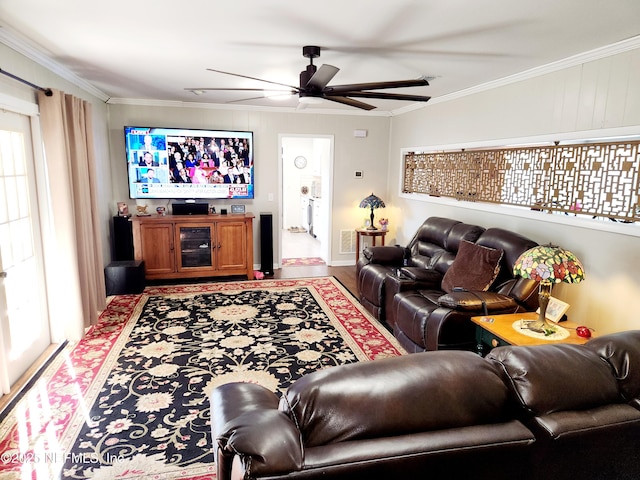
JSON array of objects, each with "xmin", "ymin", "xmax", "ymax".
[{"xmin": 281, "ymin": 228, "xmax": 321, "ymax": 259}]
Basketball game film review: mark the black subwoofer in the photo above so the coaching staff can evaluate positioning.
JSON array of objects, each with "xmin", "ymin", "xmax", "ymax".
[{"xmin": 104, "ymin": 260, "xmax": 145, "ymax": 295}]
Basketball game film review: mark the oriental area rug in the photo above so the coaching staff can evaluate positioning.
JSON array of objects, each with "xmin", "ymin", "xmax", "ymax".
[{"xmin": 0, "ymin": 277, "xmax": 404, "ymax": 480}]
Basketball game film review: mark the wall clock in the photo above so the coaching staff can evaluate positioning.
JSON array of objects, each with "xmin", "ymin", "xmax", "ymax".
[{"xmin": 294, "ymin": 156, "xmax": 307, "ymax": 169}]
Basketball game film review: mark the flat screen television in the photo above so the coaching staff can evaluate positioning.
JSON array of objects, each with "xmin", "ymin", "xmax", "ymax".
[{"xmin": 124, "ymin": 126, "xmax": 254, "ymax": 200}]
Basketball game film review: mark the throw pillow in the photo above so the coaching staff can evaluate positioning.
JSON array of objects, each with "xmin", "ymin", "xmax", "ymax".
[{"xmin": 441, "ymin": 240, "xmax": 503, "ymax": 293}]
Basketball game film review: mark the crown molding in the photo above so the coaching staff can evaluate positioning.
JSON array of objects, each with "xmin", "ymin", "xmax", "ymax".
[
  {"xmin": 422, "ymin": 34, "xmax": 640, "ymax": 108},
  {"xmin": 0, "ymin": 26, "xmax": 110, "ymax": 102}
]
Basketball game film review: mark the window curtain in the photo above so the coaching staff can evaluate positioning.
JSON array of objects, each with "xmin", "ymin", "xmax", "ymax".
[{"xmin": 37, "ymin": 89, "xmax": 106, "ymax": 340}]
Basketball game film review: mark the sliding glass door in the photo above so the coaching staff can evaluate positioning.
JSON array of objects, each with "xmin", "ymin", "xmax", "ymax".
[{"xmin": 0, "ymin": 108, "xmax": 50, "ymax": 393}]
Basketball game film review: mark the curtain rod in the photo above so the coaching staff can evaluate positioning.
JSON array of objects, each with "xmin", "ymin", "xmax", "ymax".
[{"xmin": 0, "ymin": 68, "xmax": 53, "ymax": 96}]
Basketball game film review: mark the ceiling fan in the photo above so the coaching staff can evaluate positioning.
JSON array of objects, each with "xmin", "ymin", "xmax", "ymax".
[{"xmin": 186, "ymin": 45, "xmax": 432, "ymax": 110}]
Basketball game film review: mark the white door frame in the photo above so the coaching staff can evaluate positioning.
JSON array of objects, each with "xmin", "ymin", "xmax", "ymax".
[
  {"xmin": 0, "ymin": 93, "xmax": 52, "ymax": 393},
  {"xmin": 278, "ymin": 134, "xmax": 334, "ymax": 266}
]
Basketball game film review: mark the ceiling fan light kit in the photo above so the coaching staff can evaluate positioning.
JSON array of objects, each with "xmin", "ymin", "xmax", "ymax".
[{"xmin": 195, "ymin": 46, "xmax": 432, "ymax": 110}]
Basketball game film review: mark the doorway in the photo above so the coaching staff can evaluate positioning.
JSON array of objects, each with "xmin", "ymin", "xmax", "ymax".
[
  {"xmin": 0, "ymin": 108, "xmax": 50, "ymax": 394},
  {"xmin": 279, "ymin": 135, "xmax": 333, "ymax": 266}
]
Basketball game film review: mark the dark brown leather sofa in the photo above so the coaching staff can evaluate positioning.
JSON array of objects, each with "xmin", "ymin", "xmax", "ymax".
[
  {"xmin": 357, "ymin": 217, "xmax": 540, "ymax": 352},
  {"xmin": 356, "ymin": 217, "xmax": 485, "ymax": 324},
  {"xmin": 211, "ymin": 331, "xmax": 640, "ymax": 480}
]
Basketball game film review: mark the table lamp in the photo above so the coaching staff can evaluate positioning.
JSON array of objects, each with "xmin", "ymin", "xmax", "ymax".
[
  {"xmin": 513, "ymin": 244, "xmax": 585, "ymax": 334},
  {"xmin": 359, "ymin": 193, "xmax": 386, "ymax": 230}
]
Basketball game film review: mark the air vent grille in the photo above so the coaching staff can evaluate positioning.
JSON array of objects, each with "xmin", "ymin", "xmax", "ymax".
[{"xmin": 339, "ymin": 230, "xmax": 356, "ymax": 254}]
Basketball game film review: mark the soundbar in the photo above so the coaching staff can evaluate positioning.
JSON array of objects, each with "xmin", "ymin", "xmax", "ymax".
[{"xmin": 171, "ymin": 202, "xmax": 209, "ymax": 215}]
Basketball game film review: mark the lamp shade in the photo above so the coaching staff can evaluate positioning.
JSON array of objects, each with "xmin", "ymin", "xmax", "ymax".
[
  {"xmin": 359, "ymin": 193, "xmax": 386, "ymax": 230},
  {"xmin": 513, "ymin": 244, "xmax": 585, "ymax": 334},
  {"xmin": 359, "ymin": 193, "xmax": 386, "ymax": 210},
  {"xmin": 513, "ymin": 244, "xmax": 586, "ymax": 285}
]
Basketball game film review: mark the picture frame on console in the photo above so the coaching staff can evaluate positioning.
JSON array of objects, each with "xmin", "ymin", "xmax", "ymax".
[{"xmin": 537, "ymin": 296, "xmax": 570, "ymax": 323}]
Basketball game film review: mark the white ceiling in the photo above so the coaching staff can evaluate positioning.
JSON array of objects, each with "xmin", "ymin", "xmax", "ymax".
[{"xmin": 1, "ymin": 0, "xmax": 639, "ymax": 113}]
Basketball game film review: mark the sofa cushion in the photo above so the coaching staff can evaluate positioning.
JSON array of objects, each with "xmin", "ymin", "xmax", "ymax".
[
  {"xmin": 438, "ymin": 291, "xmax": 517, "ymax": 312},
  {"xmin": 279, "ymin": 351, "xmax": 510, "ymax": 447},
  {"xmin": 475, "ymin": 228, "xmax": 539, "ymax": 289},
  {"xmin": 441, "ymin": 240, "xmax": 503, "ymax": 294},
  {"xmin": 587, "ymin": 330, "xmax": 640, "ymax": 405},
  {"xmin": 488, "ymin": 344, "xmax": 621, "ymax": 415}
]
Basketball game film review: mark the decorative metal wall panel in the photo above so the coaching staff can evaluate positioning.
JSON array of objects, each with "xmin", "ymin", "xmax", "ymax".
[{"xmin": 403, "ymin": 141, "xmax": 640, "ymax": 222}]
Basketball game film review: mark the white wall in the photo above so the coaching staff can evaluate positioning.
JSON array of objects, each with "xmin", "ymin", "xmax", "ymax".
[
  {"xmin": 107, "ymin": 104, "xmax": 390, "ymax": 266},
  {"xmin": 386, "ymin": 47, "xmax": 640, "ymax": 335}
]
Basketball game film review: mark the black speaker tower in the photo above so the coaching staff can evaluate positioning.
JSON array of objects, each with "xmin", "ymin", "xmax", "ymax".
[
  {"xmin": 260, "ymin": 213, "xmax": 274, "ymax": 275},
  {"xmin": 113, "ymin": 216, "xmax": 134, "ymax": 261}
]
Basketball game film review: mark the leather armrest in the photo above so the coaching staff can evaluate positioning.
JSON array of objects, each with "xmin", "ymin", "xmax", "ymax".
[
  {"xmin": 438, "ymin": 291, "xmax": 517, "ymax": 312},
  {"xmin": 362, "ymin": 245, "xmax": 404, "ymax": 265},
  {"xmin": 211, "ymin": 382, "xmax": 280, "ymax": 436},
  {"xmin": 217, "ymin": 409, "xmax": 303, "ymax": 477},
  {"xmin": 211, "ymin": 382, "xmax": 303, "ymax": 478},
  {"xmin": 400, "ymin": 267, "xmax": 443, "ymax": 284}
]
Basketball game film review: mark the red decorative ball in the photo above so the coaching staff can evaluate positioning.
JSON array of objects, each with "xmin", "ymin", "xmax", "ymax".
[{"xmin": 576, "ymin": 326, "xmax": 592, "ymax": 338}]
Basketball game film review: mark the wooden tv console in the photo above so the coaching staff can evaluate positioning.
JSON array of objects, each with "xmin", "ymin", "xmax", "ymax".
[{"xmin": 131, "ymin": 213, "xmax": 254, "ymax": 281}]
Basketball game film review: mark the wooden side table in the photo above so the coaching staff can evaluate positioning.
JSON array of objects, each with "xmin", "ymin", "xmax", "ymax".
[
  {"xmin": 355, "ymin": 228, "xmax": 387, "ymax": 263},
  {"xmin": 472, "ymin": 312, "xmax": 595, "ymax": 356}
]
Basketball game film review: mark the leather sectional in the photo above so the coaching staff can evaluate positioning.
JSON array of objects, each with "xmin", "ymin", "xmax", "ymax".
[{"xmin": 211, "ymin": 330, "xmax": 640, "ymax": 479}]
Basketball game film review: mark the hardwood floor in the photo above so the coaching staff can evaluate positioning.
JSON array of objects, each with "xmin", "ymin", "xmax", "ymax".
[
  {"xmin": 0, "ymin": 343, "xmax": 64, "ymax": 412},
  {"xmin": 278, "ymin": 227, "xmax": 358, "ymax": 293},
  {"xmin": 272, "ymin": 265, "xmax": 358, "ymax": 297}
]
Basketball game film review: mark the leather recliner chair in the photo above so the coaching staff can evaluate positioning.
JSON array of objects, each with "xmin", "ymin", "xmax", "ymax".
[
  {"xmin": 356, "ymin": 217, "xmax": 485, "ymax": 328},
  {"xmin": 391, "ymin": 227, "xmax": 540, "ymax": 352}
]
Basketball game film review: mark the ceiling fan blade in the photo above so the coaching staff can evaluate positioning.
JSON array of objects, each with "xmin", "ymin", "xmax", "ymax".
[
  {"xmin": 322, "ymin": 95, "xmax": 377, "ymax": 111},
  {"xmin": 225, "ymin": 92, "xmax": 295, "ymax": 104},
  {"xmin": 306, "ymin": 64, "xmax": 340, "ymax": 90},
  {"xmin": 330, "ymin": 91, "xmax": 431, "ymax": 102},
  {"xmin": 326, "ymin": 77, "xmax": 429, "ymax": 93},
  {"xmin": 206, "ymin": 68, "xmax": 299, "ymax": 91},
  {"xmin": 225, "ymin": 95, "xmax": 274, "ymax": 103}
]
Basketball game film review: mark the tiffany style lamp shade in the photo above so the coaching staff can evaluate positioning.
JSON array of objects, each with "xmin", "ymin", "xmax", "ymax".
[
  {"xmin": 359, "ymin": 193, "xmax": 386, "ymax": 230},
  {"xmin": 513, "ymin": 244, "xmax": 586, "ymax": 334}
]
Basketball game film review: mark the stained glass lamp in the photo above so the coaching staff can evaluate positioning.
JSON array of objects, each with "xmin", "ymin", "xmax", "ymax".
[
  {"xmin": 359, "ymin": 193, "xmax": 386, "ymax": 230},
  {"xmin": 513, "ymin": 244, "xmax": 585, "ymax": 334}
]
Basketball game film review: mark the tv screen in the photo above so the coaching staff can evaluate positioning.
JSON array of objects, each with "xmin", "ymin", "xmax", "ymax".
[{"xmin": 124, "ymin": 126, "xmax": 254, "ymax": 200}]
